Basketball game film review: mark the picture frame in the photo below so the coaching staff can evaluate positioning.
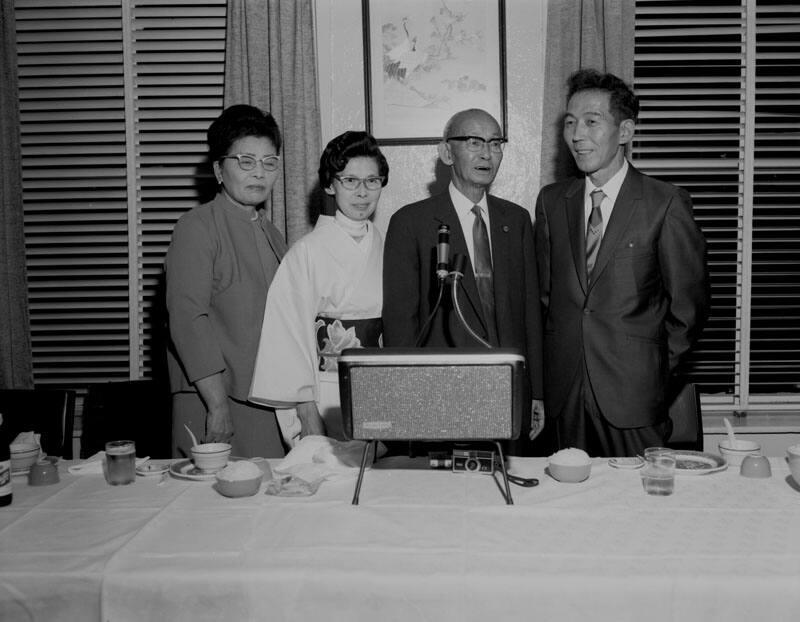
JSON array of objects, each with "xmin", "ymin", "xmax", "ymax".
[{"xmin": 362, "ymin": 0, "xmax": 507, "ymax": 145}]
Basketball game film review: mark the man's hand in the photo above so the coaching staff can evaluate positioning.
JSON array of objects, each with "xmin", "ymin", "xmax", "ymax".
[
  {"xmin": 296, "ymin": 401, "xmax": 327, "ymax": 438},
  {"xmin": 529, "ymin": 399, "xmax": 545, "ymax": 441}
]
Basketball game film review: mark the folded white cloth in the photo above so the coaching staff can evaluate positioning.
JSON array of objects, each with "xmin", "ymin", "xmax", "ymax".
[
  {"xmin": 271, "ymin": 435, "xmax": 385, "ymax": 488},
  {"xmin": 11, "ymin": 431, "xmax": 41, "ymax": 448},
  {"xmin": 67, "ymin": 451, "xmax": 150, "ymax": 475}
]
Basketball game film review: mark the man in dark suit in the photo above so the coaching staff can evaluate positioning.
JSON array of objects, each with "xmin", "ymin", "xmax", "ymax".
[
  {"xmin": 534, "ymin": 69, "xmax": 709, "ymax": 457},
  {"xmin": 383, "ymin": 108, "xmax": 545, "ymax": 454}
]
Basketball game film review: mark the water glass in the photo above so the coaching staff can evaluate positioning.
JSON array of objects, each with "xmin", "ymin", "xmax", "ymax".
[
  {"xmin": 640, "ymin": 447, "xmax": 676, "ymax": 496},
  {"xmin": 105, "ymin": 440, "xmax": 136, "ymax": 485}
]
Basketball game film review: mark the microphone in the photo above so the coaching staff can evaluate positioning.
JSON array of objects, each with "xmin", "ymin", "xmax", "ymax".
[{"xmin": 436, "ymin": 224, "xmax": 450, "ymax": 280}]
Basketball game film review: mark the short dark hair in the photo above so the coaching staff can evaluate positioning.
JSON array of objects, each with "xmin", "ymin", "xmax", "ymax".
[
  {"xmin": 207, "ymin": 104, "xmax": 282, "ymax": 162},
  {"xmin": 567, "ymin": 69, "xmax": 639, "ymax": 123},
  {"xmin": 318, "ymin": 131, "xmax": 389, "ymax": 189}
]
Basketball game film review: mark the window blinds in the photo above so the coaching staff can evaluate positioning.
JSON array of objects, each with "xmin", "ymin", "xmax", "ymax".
[
  {"xmin": 633, "ymin": 0, "xmax": 800, "ymax": 408},
  {"xmin": 15, "ymin": 0, "xmax": 226, "ymax": 387}
]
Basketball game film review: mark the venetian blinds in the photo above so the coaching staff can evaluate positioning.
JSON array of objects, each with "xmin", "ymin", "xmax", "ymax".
[
  {"xmin": 632, "ymin": 0, "xmax": 800, "ymax": 409},
  {"xmin": 15, "ymin": 0, "xmax": 226, "ymax": 388}
]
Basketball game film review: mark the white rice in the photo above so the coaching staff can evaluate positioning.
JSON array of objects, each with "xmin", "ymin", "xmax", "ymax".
[
  {"xmin": 549, "ymin": 447, "xmax": 591, "ymax": 466},
  {"xmin": 216, "ymin": 460, "xmax": 262, "ymax": 481}
]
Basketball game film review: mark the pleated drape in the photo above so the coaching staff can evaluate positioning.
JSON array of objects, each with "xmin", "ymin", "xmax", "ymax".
[
  {"xmin": 0, "ymin": 1, "xmax": 33, "ymax": 389},
  {"xmin": 539, "ymin": 0, "xmax": 635, "ymax": 187},
  {"xmin": 223, "ymin": 0, "xmax": 322, "ymax": 245}
]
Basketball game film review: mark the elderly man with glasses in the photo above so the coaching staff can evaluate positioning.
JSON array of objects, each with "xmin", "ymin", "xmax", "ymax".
[{"xmin": 382, "ymin": 108, "xmax": 546, "ymax": 456}]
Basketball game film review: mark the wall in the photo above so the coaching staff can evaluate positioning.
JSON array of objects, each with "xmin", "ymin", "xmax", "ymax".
[{"xmin": 314, "ymin": 0, "xmax": 548, "ymax": 234}]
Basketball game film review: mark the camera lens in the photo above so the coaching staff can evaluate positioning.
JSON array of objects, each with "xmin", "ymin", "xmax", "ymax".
[{"xmin": 465, "ymin": 458, "xmax": 480, "ymax": 472}]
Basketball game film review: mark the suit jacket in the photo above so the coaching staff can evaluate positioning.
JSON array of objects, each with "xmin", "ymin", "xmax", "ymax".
[
  {"xmin": 534, "ymin": 164, "xmax": 709, "ymax": 428},
  {"xmin": 165, "ymin": 192, "xmax": 287, "ymax": 401},
  {"xmin": 383, "ymin": 192, "xmax": 543, "ymax": 399}
]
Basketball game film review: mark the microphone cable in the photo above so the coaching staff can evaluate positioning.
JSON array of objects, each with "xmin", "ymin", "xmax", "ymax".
[{"xmin": 450, "ymin": 254, "xmax": 491, "ymax": 349}]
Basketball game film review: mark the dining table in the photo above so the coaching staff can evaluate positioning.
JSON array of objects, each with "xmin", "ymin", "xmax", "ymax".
[{"xmin": 1, "ymin": 452, "xmax": 799, "ymax": 622}]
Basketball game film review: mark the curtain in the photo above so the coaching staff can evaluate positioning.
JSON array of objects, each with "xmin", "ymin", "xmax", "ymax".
[
  {"xmin": 224, "ymin": 0, "xmax": 322, "ymax": 244},
  {"xmin": 0, "ymin": 1, "xmax": 33, "ymax": 389},
  {"xmin": 539, "ymin": 0, "xmax": 635, "ymax": 187}
]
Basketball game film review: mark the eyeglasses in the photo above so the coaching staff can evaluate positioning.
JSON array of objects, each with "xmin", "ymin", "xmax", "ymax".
[
  {"xmin": 447, "ymin": 135, "xmax": 507, "ymax": 153},
  {"xmin": 333, "ymin": 175, "xmax": 385, "ymax": 191},
  {"xmin": 221, "ymin": 154, "xmax": 281, "ymax": 172}
]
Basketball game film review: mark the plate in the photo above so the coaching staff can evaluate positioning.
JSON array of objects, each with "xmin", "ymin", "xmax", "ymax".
[
  {"xmin": 609, "ymin": 456, "xmax": 645, "ymax": 470},
  {"xmin": 674, "ymin": 450, "xmax": 727, "ymax": 475},
  {"xmin": 136, "ymin": 461, "xmax": 171, "ymax": 477},
  {"xmin": 169, "ymin": 457, "xmax": 245, "ymax": 481}
]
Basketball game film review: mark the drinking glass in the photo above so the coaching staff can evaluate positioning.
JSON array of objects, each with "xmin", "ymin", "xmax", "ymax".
[
  {"xmin": 105, "ymin": 440, "xmax": 136, "ymax": 485},
  {"xmin": 640, "ymin": 447, "xmax": 676, "ymax": 496}
]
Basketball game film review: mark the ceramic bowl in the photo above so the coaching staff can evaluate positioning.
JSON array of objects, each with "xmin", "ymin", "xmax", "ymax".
[
  {"xmin": 28, "ymin": 459, "xmax": 60, "ymax": 486},
  {"xmin": 787, "ymin": 444, "xmax": 800, "ymax": 461},
  {"xmin": 788, "ymin": 457, "xmax": 800, "ymax": 488},
  {"xmin": 214, "ymin": 473, "xmax": 263, "ymax": 498},
  {"xmin": 190, "ymin": 442, "xmax": 231, "ymax": 472},
  {"xmin": 548, "ymin": 462, "xmax": 591, "ymax": 483},
  {"xmin": 718, "ymin": 439, "xmax": 760, "ymax": 466},
  {"xmin": 10, "ymin": 442, "xmax": 41, "ymax": 472},
  {"xmin": 739, "ymin": 454, "xmax": 771, "ymax": 478},
  {"xmin": 548, "ymin": 448, "xmax": 592, "ymax": 483}
]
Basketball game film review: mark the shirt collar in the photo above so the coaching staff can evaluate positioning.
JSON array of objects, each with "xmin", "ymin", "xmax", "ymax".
[
  {"xmin": 585, "ymin": 159, "xmax": 629, "ymax": 205},
  {"xmin": 448, "ymin": 182, "xmax": 488, "ymax": 218}
]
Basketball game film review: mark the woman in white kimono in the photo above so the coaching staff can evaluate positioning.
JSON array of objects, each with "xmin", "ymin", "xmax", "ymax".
[{"xmin": 249, "ymin": 132, "xmax": 388, "ymax": 446}]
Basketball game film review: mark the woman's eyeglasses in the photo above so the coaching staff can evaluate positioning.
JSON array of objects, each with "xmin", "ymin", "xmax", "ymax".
[
  {"xmin": 221, "ymin": 154, "xmax": 281, "ymax": 172},
  {"xmin": 333, "ymin": 175, "xmax": 385, "ymax": 191}
]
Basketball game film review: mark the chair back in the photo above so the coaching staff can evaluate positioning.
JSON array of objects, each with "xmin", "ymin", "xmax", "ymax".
[
  {"xmin": 81, "ymin": 379, "xmax": 172, "ymax": 458},
  {"xmin": 666, "ymin": 382, "xmax": 703, "ymax": 451},
  {"xmin": 0, "ymin": 389, "xmax": 76, "ymax": 459}
]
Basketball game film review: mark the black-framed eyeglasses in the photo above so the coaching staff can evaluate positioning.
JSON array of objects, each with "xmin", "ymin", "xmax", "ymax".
[
  {"xmin": 333, "ymin": 175, "xmax": 385, "ymax": 191},
  {"xmin": 221, "ymin": 154, "xmax": 281, "ymax": 172},
  {"xmin": 447, "ymin": 136, "xmax": 507, "ymax": 153}
]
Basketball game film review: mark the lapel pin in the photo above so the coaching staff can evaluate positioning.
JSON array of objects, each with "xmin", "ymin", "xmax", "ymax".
[{"xmin": 502, "ymin": 225, "xmax": 509, "ymax": 232}]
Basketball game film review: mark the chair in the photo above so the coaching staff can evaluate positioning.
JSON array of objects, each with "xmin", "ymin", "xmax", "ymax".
[
  {"xmin": 666, "ymin": 382, "xmax": 703, "ymax": 451},
  {"xmin": 80, "ymin": 379, "xmax": 172, "ymax": 459},
  {"xmin": 0, "ymin": 388, "xmax": 76, "ymax": 459}
]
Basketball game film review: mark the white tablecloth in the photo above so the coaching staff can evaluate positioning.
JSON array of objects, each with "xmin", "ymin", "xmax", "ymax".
[{"xmin": 2, "ymin": 457, "xmax": 800, "ymax": 621}]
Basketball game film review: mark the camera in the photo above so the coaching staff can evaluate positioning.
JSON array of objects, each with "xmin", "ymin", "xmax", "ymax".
[{"xmin": 452, "ymin": 449, "xmax": 495, "ymax": 474}]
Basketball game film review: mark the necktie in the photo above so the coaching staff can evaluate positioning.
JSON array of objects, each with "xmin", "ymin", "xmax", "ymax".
[
  {"xmin": 471, "ymin": 205, "xmax": 498, "ymax": 344},
  {"xmin": 586, "ymin": 189, "xmax": 605, "ymax": 278}
]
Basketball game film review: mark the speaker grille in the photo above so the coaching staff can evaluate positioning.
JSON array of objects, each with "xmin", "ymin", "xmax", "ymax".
[{"xmin": 347, "ymin": 364, "xmax": 514, "ymax": 440}]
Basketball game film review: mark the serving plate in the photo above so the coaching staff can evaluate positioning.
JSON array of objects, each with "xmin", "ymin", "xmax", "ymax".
[
  {"xmin": 136, "ymin": 460, "xmax": 172, "ymax": 477},
  {"xmin": 674, "ymin": 450, "xmax": 727, "ymax": 475},
  {"xmin": 169, "ymin": 457, "xmax": 245, "ymax": 481}
]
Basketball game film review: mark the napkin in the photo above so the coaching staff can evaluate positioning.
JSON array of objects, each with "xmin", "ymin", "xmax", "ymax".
[
  {"xmin": 264, "ymin": 436, "xmax": 385, "ymax": 496},
  {"xmin": 11, "ymin": 431, "xmax": 41, "ymax": 448},
  {"xmin": 67, "ymin": 451, "xmax": 150, "ymax": 475}
]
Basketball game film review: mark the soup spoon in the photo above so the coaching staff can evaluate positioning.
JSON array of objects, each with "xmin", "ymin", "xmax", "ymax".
[
  {"xmin": 723, "ymin": 417, "xmax": 737, "ymax": 447},
  {"xmin": 184, "ymin": 424, "xmax": 200, "ymax": 449}
]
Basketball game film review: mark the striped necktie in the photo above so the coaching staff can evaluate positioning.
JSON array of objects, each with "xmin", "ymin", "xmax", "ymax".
[
  {"xmin": 586, "ymin": 189, "xmax": 605, "ymax": 278},
  {"xmin": 472, "ymin": 205, "xmax": 498, "ymax": 344}
]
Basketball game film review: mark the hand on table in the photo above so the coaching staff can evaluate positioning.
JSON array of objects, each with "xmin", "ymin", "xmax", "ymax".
[
  {"xmin": 296, "ymin": 401, "xmax": 327, "ymax": 438},
  {"xmin": 205, "ymin": 406, "xmax": 234, "ymax": 443}
]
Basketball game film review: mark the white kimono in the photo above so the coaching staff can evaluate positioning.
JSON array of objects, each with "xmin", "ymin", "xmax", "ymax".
[{"xmin": 249, "ymin": 213, "xmax": 383, "ymax": 446}]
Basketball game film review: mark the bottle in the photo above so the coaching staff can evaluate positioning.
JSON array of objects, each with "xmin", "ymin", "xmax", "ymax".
[{"xmin": 0, "ymin": 414, "xmax": 12, "ymax": 507}]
